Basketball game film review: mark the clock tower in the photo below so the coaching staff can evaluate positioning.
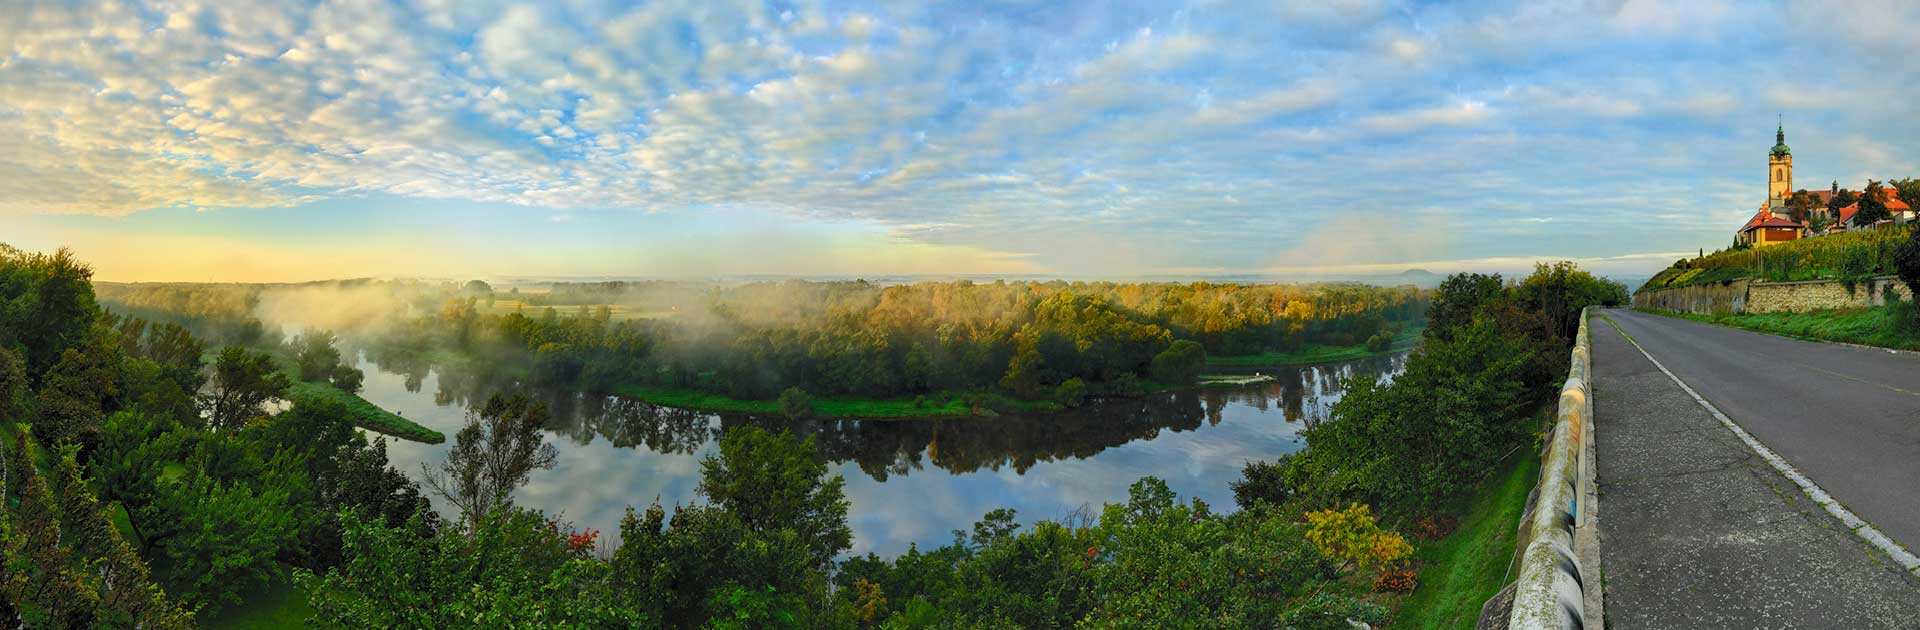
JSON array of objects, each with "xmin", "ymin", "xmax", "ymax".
[{"xmin": 1768, "ymin": 120, "xmax": 1792, "ymax": 203}]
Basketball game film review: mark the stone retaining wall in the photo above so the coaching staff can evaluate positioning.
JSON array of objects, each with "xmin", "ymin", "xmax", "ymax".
[{"xmin": 1634, "ymin": 276, "xmax": 1910, "ymax": 315}]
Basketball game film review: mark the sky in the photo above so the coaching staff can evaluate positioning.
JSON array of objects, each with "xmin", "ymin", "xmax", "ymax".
[{"xmin": 4, "ymin": 0, "xmax": 1920, "ymax": 282}]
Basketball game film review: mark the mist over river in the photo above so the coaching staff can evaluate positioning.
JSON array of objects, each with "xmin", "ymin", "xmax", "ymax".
[{"xmin": 358, "ymin": 351, "xmax": 1407, "ymax": 557}]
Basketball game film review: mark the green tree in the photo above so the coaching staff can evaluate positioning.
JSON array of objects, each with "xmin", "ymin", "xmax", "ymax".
[
  {"xmin": 293, "ymin": 329, "xmax": 343, "ymax": 382},
  {"xmin": 1427, "ymin": 272, "xmax": 1504, "ymax": 337},
  {"xmin": 0, "ymin": 245, "xmax": 100, "ymax": 383},
  {"xmin": 330, "ymin": 364, "xmax": 365, "ymax": 394},
  {"xmin": 1892, "ymin": 178, "xmax": 1920, "ymax": 214},
  {"xmin": 200, "ymin": 345, "xmax": 290, "ymax": 431},
  {"xmin": 778, "ymin": 387, "xmax": 815, "ymax": 419},
  {"xmin": 32, "ymin": 324, "xmax": 121, "ymax": 447},
  {"xmin": 422, "ymin": 392, "xmax": 558, "ymax": 523},
  {"xmin": 697, "ymin": 426, "xmax": 852, "ymax": 570},
  {"xmin": 1054, "ymin": 377, "xmax": 1087, "ymax": 407},
  {"xmin": 1854, "ymin": 180, "xmax": 1893, "ymax": 225},
  {"xmin": 1150, "ymin": 339, "xmax": 1206, "ymax": 384},
  {"xmin": 0, "ymin": 346, "xmax": 23, "ymax": 422}
]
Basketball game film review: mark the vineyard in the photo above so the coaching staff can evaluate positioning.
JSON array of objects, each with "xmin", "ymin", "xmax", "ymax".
[{"xmin": 1641, "ymin": 225, "xmax": 1915, "ymax": 291}]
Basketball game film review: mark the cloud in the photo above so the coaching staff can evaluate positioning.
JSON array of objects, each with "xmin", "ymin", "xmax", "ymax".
[{"xmin": 4, "ymin": 0, "xmax": 1920, "ymax": 277}]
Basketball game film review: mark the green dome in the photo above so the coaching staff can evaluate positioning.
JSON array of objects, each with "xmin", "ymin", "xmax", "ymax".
[
  {"xmin": 1771, "ymin": 124, "xmax": 1790, "ymax": 156},
  {"xmin": 1771, "ymin": 142, "xmax": 1791, "ymax": 157}
]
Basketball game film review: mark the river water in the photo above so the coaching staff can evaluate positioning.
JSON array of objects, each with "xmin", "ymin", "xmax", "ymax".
[{"xmin": 358, "ymin": 352, "xmax": 1407, "ymax": 557}]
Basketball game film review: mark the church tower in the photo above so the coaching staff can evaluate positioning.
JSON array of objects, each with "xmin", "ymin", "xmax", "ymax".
[{"xmin": 1769, "ymin": 120, "xmax": 1793, "ymax": 202}]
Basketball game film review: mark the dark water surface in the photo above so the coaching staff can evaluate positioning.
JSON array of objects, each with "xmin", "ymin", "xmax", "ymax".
[{"xmin": 360, "ymin": 353, "xmax": 1406, "ymax": 557}]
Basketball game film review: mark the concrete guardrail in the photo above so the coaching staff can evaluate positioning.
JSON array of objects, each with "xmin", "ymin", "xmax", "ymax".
[{"xmin": 1479, "ymin": 307, "xmax": 1602, "ymax": 630}]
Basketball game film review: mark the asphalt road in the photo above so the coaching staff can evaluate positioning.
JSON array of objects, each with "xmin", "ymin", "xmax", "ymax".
[
  {"xmin": 1593, "ymin": 308, "xmax": 1920, "ymax": 627},
  {"xmin": 1603, "ymin": 309, "xmax": 1920, "ymax": 551}
]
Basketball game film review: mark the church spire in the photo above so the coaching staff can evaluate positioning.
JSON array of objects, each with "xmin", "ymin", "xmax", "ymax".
[{"xmin": 1770, "ymin": 116, "xmax": 1791, "ymax": 157}]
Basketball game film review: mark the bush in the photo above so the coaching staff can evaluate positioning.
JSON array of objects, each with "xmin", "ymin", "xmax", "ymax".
[
  {"xmin": 1372, "ymin": 565, "xmax": 1418, "ymax": 593},
  {"xmin": 1364, "ymin": 330, "xmax": 1392, "ymax": 352},
  {"xmin": 330, "ymin": 365, "xmax": 364, "ymax": 394},
  {"xmin": 1230, "ymin": 458, "xmax": 1292, "ymax": 510},
  {"xmin": 1894, "ymin": 228, "xmax": 1920, "ymax": 300},
  {"xmin": 1149, "ymin": 340, "xmax": 1205, "ymax": 384},
  {"xmin": 778, "ymin": 387, "xmax": 815, "ymax": 419},
  {"xmin": 1053, "ymin": 377, "xmax": 1087, "ymax": 408}
]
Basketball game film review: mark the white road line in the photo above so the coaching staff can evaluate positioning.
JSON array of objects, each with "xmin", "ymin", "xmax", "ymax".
[{"xmin": 1601, "ymin": 313, "xmax": 1920, "ymax": 576}]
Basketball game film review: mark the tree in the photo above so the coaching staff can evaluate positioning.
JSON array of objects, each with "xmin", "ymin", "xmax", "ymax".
[
  {"xmin": 1427, "ymin": 272, "xmax": 1504, "ymax": 337},
  {"xmin": 1894, "ymin": 228, "xmax": 1920, "ymax": 307},
  {"xmin": 200, "ymin": 345, "xmax": 290, "ymax": 431},
  {"xmin": 463, "ymin": 279, "xmax": 493, "ymax": 295},
  {"xmin": 1854, "ymin": 180, "xmax": 1893, "ymax": 226},
  {"xmin": 423, "ymin": 392, "xmax": 558, "ymax": 523},
  {"xmin": 331, "ymin": 364, "xmax": 365, "ymax": 394},
  {"xmin": 1230, "ymin": 457, "xmax": 1293, "ymax": 509},
  {"xmin": 777, "ymin": 387, "xmax": 815, "ymax": 419},
  {"xmin": 293, "ymin": 329, "xmax": 343, "ymax": 382},
  {"xmin": 0, "ymin": 346, "xmax": 23, "ymax": 422},
  {"xmin": 697, "ymin": 426, "xmax": 851, "ymax": 569},
  {"xmin": 1785, "ymin": 189, "xmax": 1820, "ymax": 223},
  {"xmin": 1149, "ymin": 340, "xmax": 1205, "ymax": 384},
  {"xmin": 1303, "ymin": 503, "xmax": 1411, "ymax": 572},
  {"xmin": 0, "ymin": 246, "xmax": 100, "ymax": 383},
  {"xmin": 32, "ymin": 324, "xmax": 121, "ymax": 447},
  {"xmin": 1892, "ymin": 178, "xmax": 1920, "ymax": 214},
  {"xmin": 1054, "ymin": 377, "xmax": 1087, "ymax": 408}
]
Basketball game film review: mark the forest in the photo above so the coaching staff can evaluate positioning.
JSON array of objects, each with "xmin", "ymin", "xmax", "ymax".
[
  {"xmin": 98, "ymin": 277, "xmax": 1428, "ymax": 417},
  {"xmin": 1, "ymin": 242, "xmax": 1627, "ymax": 627}
]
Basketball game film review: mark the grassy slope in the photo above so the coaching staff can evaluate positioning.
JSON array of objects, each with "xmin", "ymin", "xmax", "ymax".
[
  {"xmin": 1206, "ymin": 325, "xmax": 1424, "ymax": 368},
  {"xmin": 202, "ymin": 578, "xmax": 312, "ymax": 630},
  {"xmin": 1638, "ymin": 305, "xmax": 1920, "ymax": 351},
  {"xmin": 1391, "ymin": 450, "xmax": 1541, "ymax": 629}
]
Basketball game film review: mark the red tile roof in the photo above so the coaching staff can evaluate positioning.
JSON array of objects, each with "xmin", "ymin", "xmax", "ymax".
[
  {"xmin": 1739, "ymin": 209, "xmax": 1804, "ymax": 232},
  {"xmin": 1837, "ymin": 192, "xmax": 1911, "ymax": 225}
]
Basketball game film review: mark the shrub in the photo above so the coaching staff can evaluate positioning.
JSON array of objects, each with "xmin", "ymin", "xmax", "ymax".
[
  {"xmin": 330, "ymin": 365, "xmax": 364, "ymax": 394},
  {"xmin": 1149, "ymin": 340, "xmax": 1205, "ymax": 384},
  {"xmin": 1364, "ymin": 330, "xmax": 1392, "ymax": 352},
  {"xmin": 1372, "ymin": 565, "xmax": 1418, "ymax": 593},
  {"xmin": 1303, "ymin": 503, "xmax": 1410, "ymax": 572},
  {"xmin": 777, "ymin": 387, "xmax": 815, "ymax": 419},
  {"xmin": 1053, "ymin": 377, "xmax": 1087, "ymax": 408},
  {"xmin": 1230, "ymin": 458, "xmax": 1292, "ymax": 510}
]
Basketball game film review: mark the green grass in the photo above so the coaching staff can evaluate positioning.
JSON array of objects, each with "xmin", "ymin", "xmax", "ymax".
[
  {"xmin": 244, "ymin": 348, "xmax": 445, "ymax": 443},
  {"xmin": 285, "ymin": 379, "xmax": 443, "ymax": 443},
  {"xmin": 610, "ymin": 385, "xmax": 1062, "ymax": 418},
  {"xmin": 202, "ymin": 576, "xmax": 312, "ymax": 630},
  {"xmin": 1207, "ymin": 325, "xmax": 1424, "ymax": 368},
  {"xmin": 1391, "ymin": 449, "xmax": 1541, "ymax": 629},
  {"xmin": 1638, "ymin": 305, "xmax": 1920, "ymax": 351}
]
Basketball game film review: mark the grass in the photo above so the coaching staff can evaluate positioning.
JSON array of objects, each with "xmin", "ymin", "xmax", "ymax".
[
  {"xmin": 1638, "ymin": 304, "xmax": 1920, "ymax": 351},
  {"xmin": 1391, "ymin": 449, "xmax": 1541, "ymax": 629},
  {"xmin": 202, "ymin": 576, "xmax": 312, "ymax": 630},
  {"xmin": 1207, "ymin": 325, "xmax": 1424, "ymax": 368},
  {"xmin": 610, "ymin": 385, "xmax": 1062, "ymax": 418},
  {"xmin": 244, "ymin": 348, "xmax": 445, "ymax": 444}
]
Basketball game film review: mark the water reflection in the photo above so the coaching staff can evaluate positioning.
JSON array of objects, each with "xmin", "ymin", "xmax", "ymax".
[{"xmin": 360, "ymin": 350, "xmax": 1406, "ymax": 557}]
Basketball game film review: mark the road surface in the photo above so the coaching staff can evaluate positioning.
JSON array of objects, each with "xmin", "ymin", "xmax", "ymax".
[{"xmin": 1592, "ymin": 308, "xmax": 1920, "ymax": 628}]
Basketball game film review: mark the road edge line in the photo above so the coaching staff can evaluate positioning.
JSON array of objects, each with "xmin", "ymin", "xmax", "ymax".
[{"xmin": 1598, "ymin": 312, "xmax": 1920, "ymax": 576}]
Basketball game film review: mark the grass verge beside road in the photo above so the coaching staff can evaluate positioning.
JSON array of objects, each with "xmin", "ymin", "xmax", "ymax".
[
  {"xmin": 1392, "ymin": 449, "xmax": 1541, "ymax": 629},
  {"xmin": 1637, "ymin": 305, "xmax": 1920, "ymax": 352}
]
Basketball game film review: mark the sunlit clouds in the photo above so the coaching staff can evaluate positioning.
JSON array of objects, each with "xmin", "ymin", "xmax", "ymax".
[{"xmin": 5, "ymin": 0, "xmax": 1920, "ymax": 279}]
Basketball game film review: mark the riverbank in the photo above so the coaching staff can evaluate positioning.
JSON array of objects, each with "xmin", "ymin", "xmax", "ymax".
[
  {"xmin": 1637, "ymin": 305, "xmax": 1920, "ymax": 352},
  {"xmin": 243, "ymin": 349, "xmax": 446, "ymax": 443},
  {"xmin": 1206, "ymin": 325, "xmax": 1423, "ymax": 368},
  {"xmin": 610, "ymin": 384, "xmax": 1063, "ymax": 418}
]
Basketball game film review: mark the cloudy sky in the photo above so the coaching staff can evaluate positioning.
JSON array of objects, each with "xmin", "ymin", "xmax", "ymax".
[{"xmin": 4, "ymin": 0, "xmax": 1919, "ymax": 282}]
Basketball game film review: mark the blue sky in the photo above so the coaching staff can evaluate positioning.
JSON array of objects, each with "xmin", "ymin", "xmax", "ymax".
[{"xmin": 4, "ymin": 0, "xmax": 1919, "ymax": 281}]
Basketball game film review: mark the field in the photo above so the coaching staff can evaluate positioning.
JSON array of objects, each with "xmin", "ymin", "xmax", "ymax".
[
  {"xmin": 1641, "ymin": 226, "xmax": 1912, "ymax": 290},
  {"xmin": 1206, "ymin": 324, "xmax": 1424, "ymax": 368}
]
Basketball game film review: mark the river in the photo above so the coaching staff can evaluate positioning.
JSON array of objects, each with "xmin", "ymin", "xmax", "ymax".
[{"xmin": 357, "ymin": 352, "xmax": 1407, "ymax": 557}]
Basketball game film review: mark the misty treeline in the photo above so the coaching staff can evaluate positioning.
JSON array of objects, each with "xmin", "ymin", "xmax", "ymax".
[{"xmin": 102, "ymin": 279, "xmax": 1419, "ymax": 409}]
